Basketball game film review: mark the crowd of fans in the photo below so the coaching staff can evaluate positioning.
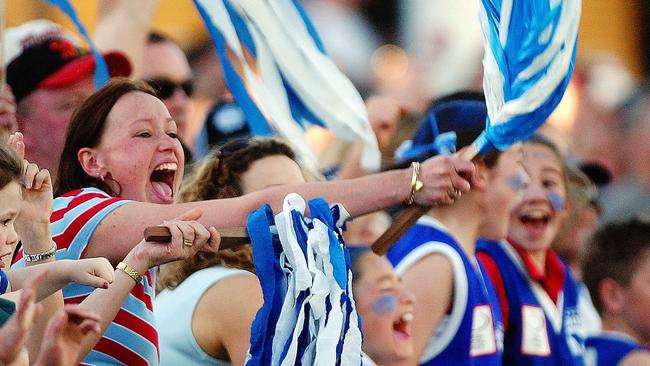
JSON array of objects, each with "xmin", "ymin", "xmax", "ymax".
[{"xmin": 0, "ymin": 1, "xmax": 649, "ymax": 365}]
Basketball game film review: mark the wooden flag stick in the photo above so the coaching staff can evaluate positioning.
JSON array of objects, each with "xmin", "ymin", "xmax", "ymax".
[{"xmin": 370, "ymin": 144, "xmax": 481, "ymax": 255}]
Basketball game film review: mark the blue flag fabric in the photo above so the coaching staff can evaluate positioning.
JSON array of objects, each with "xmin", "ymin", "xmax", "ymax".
[
  {"xmin": 41, "ymin": 0, "xmax": 110, "ymax": 89},
  {"xmin": 192, "ymin": 0, "xmax": 380, "ymax": 171},
  {"xmin": 246, "ymin": 194, "xmax": 362, "ymax": 366},
  {"xmin": 476, "ymin": 0, "xmax": 581, "ymax": 155}
]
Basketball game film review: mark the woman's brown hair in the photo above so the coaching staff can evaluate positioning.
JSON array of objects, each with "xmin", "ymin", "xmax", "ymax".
[
  {"xmin": 157, "ymin": 138, "xmax": 298, "ymax": 290},
  {"xmin": 55, "ymin": 78, "xmax": 157, "ymax": 197}
]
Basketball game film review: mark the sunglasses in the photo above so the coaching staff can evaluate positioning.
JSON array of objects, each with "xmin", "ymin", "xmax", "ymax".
[{"xmin": 145, "ymin": 78, "xmax": 194, "ymax": 99}]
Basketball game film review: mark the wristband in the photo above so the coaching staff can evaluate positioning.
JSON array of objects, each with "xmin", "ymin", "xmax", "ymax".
[
  {"xmin": 24, "ymin": 242, "xmax": 57, "ymax": 262},
  {"xmin": 116, "ymin": 262, "xmax": 143, "ymax": 284},
  {"xmin": 405, "ymin": 162, "xmax": 424, "ymax": 206}
]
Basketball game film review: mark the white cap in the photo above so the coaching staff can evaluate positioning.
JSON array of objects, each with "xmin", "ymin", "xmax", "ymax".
[{"xmin": 3, "ymin": 19, "xmax": 81, "ymax": 67}]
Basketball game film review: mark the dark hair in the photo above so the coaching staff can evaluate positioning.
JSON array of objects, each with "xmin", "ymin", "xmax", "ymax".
[
  {"xmin": 348, "ymin": 246, "xmax": 373, "ymax": 286},
  {"xmin": 55, "ymin": 78, "xmax": 157, "ymax": 196},
  {"xmin": 157, "ymin": 138, "xmax": 298, "ymax": 290},
  {"xmin": 0, "ymin": 143, "xmax": 24, "ymax": 191},
  {"xmin": 582, "ymin": 217, "xmax": 650, "ymax": 314}
]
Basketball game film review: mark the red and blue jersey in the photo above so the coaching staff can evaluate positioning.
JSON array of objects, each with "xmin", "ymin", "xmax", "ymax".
[
  {"xmin": 387, "ymin": 216, "xmax": 504, "ymax": 366},
  {"xmin": 585, "ymin": 333, "xmax": 650, "ymax": 366},
  {"xmin": 13, "ymin": 188, "xmax": 159, "ymax": 366},
  {"xmin": 477, "ymin": 239, "xmax": 584, "ymax": 366}
]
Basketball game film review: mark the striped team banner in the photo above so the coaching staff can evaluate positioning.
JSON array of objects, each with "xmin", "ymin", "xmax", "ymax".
[
  {"xmin": 193, "ymin": 0, "xmax": 381, "ymax": 171},
  {"xmin": 246, "ymin": 194, "xmax": 362, "ymax": 365},
  {"xmin": 473, "ymin": 0, "xmax": 581, "ymax": 155}
]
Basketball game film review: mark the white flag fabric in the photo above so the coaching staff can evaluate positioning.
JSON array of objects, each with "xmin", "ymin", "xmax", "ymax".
[{"xmin": 193, "ymin": 0, "xmax": 381, "ymax": 171}]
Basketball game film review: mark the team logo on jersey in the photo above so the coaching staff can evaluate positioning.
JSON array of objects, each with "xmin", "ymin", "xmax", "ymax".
[
  {"xmin": 470, "ymin": 305, "xmax": 498, "ymax": 356},
  {"xmin": 521, "ymin": 305, "xmax": 551, "ymax": 356}
]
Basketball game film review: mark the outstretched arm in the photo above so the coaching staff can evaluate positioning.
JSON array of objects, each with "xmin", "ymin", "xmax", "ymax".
[
  {"xmin": 5, "ymin": 259, "xmax": 114, "ymax": 301},
  {"xmin": 85, "ymin": 155, "xmax": 477, "ymax": 264}
]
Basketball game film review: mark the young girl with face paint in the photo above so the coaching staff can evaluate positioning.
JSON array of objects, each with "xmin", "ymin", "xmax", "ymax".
[
  {"xmin": 477, "ymin": 135, "xmax": 585, "ymax": 366},
  {"xmin": 387, "ymin": 92, "xmax": 529, "ymax": 366},
  {"xmin": 348, "ymin": 247, "xmax": 415, "ymax": 366}
]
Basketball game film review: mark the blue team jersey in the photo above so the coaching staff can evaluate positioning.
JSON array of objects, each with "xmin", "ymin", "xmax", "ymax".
[
  {"xmin": 387, "ymin": 216, "xmax": 504, "ymax": 366},
  {"xmin": 477, "ymin": 239, "xmax": 584, "ymax": 366},
  {"xmin": 585, "ymin": 333, "xmax": 650, "ymax": 366},
  {"xmin": 0, "ymin": 270, "xmax": 7, "ymax": 294}
]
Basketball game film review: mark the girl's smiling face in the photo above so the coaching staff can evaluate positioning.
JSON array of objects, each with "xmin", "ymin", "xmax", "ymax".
[
  {"xmin": 353, "ymin": 252, "xmax": 415, "ymax": 364},
  {"xmin": 507, "ymin": 142, "xmax": 568, "ymax": 252}
]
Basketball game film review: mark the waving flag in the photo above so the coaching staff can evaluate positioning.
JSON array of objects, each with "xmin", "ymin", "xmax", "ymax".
[
  {"xmin": 372, "ymin": 0, "xmax": 582, "ymax": 255},
  {"xmin": 246, "ymin": 194, "xmax": 362, "ymax": 366},
  {"xmin": 473, "ymin": 0, "xmax": 581, "ymax": 155},
  {"xmin": 193, "ymin": 0, "xmax": 380, "ymax": 171}
]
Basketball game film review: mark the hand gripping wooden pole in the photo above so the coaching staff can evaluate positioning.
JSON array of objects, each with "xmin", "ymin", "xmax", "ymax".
[
  {"xmin": 370, "ymin": 144, "xmax": 481, "ymax": 255},
  {"xmin": 144, "ymin": 226, "xmax": 249, "ymax": 250}
]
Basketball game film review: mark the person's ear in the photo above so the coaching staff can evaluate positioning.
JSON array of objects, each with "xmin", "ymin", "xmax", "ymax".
[
  {"xmin": 600, "ymin": 278, "xmax": 625, "ymax": 314},
  {"xmin": 471, "ymin": 160, "xmax": 489, "ymax": 191},
  {"xmin": 78, "ymin": 147, "xmax": 105, "ymax": 180}
]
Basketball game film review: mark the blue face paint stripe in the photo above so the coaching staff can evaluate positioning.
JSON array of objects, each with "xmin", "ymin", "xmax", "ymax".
[
  {"xmin": 547, "ymin": 191, "xmax": 565, "ymax": 211},
  {"xmin": 507, "ymin": 173, "xmax": 526, "ymax": 192},
  {"xmin": 372, "ymin": 295, "xmax": 398, "ymax": 314}
]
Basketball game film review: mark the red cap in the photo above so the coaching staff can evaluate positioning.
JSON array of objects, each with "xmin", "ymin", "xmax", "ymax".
[{"xmin": 39, "ymin": 50, "xmax": 132, "ymax": 88}]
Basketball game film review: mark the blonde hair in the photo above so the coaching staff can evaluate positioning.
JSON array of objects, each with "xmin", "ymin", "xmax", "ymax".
[{"xmin": 157, "ymin": 138, "xmax": 297, "ymax": 291}]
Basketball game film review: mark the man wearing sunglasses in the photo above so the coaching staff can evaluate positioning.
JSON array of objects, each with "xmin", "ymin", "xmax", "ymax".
[{"xmin": 142, "ymin": 32, "xmax": 195, "ymax": 165}]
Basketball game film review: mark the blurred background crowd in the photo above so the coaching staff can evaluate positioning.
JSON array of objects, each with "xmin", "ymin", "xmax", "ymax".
[{"xmin": 5, "ymin": 0, "xmax": 647, "ymax": 224}]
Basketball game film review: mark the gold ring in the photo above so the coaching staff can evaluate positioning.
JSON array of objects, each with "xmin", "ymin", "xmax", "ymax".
[
  {"xmin": 447, "ymin": 189, "xmax": 462, "ymax": 200},
  {"xmin": 183, "ymin": 238, "xmax": 193, "ymax": 247}
]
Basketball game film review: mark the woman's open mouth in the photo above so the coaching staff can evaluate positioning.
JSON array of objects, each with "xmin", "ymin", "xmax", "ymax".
[{"xmin": 150, "ymin": 162, "xmax": 177, "ymax": 203}]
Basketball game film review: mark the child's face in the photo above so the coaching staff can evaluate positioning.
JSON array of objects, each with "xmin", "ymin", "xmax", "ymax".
[
  {"xmin": 480, "ymin": 144, "xmax": 529, "ymax": 241},
  {"xmin": 0, "ymin": 181, "xmax": 22, "ymax": 268},
  {"xmin": 507, "ymin": 143, "xmax": 567, "ymax": 252},
  {"xmin": 620, "ymin": 251, "xmax": 650, "ymax": 344},
  {"xmin": 353, "ymin": 253, "xmax": 415, "ymax": 364}
]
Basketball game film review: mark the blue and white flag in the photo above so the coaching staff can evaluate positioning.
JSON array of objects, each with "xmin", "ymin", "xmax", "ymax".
[
  {"xmin": 474, "ymin": 0, "xmax": 581, "ymax": 155},
  {"xmin": 246, "ymin": 194, "xmax": 362, "ymax": 366},
  {"xmin": 193, "ymin": 0, "xmax": 380, "ymax": 171}
]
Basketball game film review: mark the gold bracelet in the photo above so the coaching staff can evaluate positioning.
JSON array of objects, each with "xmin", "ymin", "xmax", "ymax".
[
  {"xmin": 116, "ymin": 262, "xmax": 143, "ymax": 284},
  {"xmin": 405, "ymin": 162, "xmax": 424, "ymax": 206}
]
